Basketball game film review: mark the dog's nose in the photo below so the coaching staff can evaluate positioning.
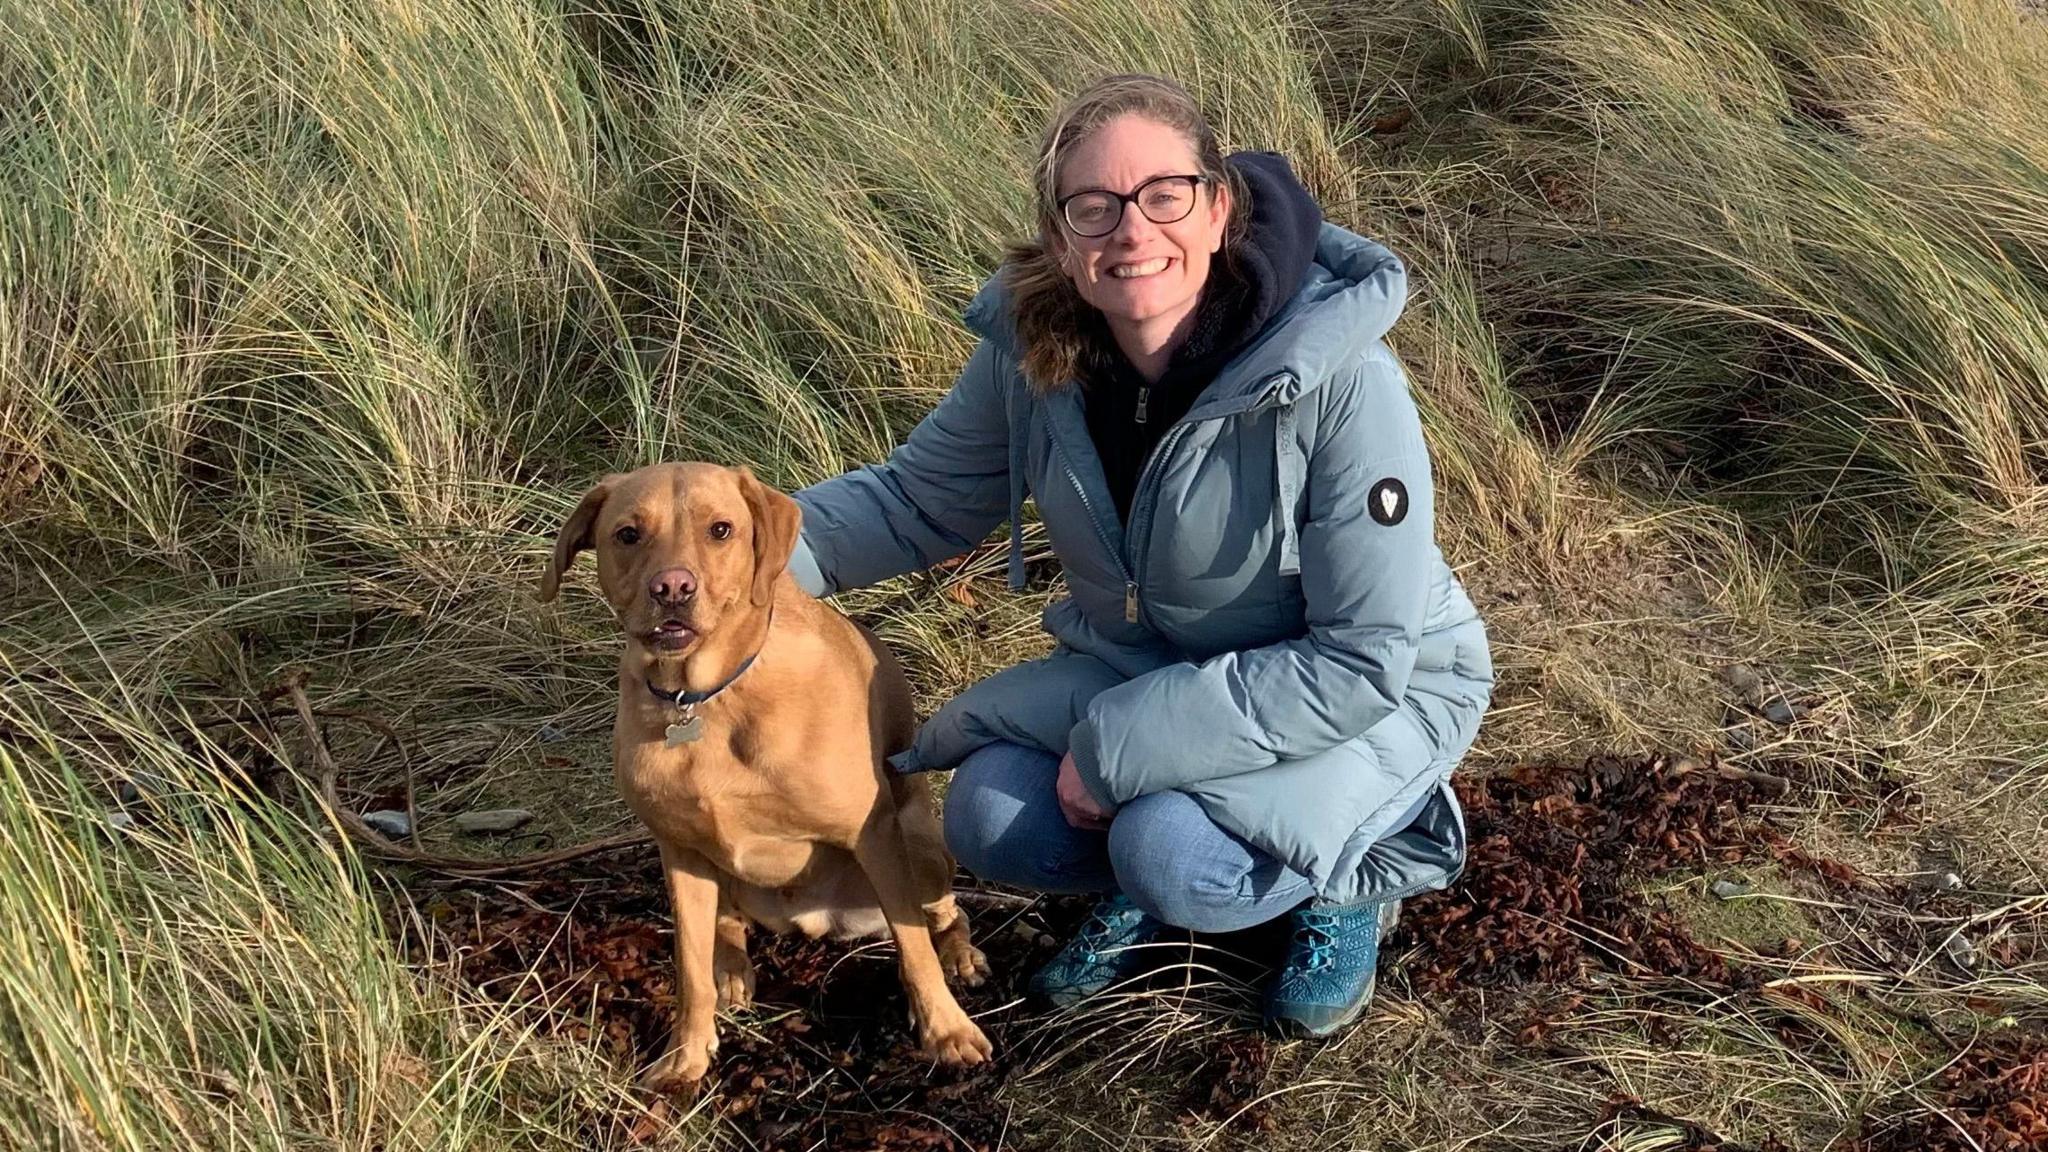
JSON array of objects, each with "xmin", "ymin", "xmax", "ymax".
[{"xmin": 648, "ymin": 567, "xmax": 697, "ymax": 605}]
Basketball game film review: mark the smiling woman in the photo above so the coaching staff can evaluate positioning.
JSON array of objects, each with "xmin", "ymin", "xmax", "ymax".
[
  {"xmin": 1049, "ymin": 116, "xmax": 1233, "ymax": 380},
  {"xmin": 785, "ymin": 72, "xmax": 1496, "ymax": 1040}
]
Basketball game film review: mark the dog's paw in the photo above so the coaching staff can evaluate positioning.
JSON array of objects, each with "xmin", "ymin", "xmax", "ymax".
[
  {"xmin": 640, "ymin": 1032, "xmax": 718, "ymax": 1095},
  {"xmin": 714, "ymin": 961, "xmax": 755, "ymax": 1011},
  {"xmin": 914, "ymin": 1002, "xmax": 994, "ymax": 1067},
  {"xmin": 939, "ymin": 936, "xmax": 991, "ymax": 988}
]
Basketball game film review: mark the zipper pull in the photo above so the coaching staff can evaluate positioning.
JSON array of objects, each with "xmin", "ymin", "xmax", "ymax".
[
  {"xmin": 1134, "ymin": 386, "xmax": 1149, "ymax": 425},
  {"xmin": 1124, "ymin": 582, "xmax": 1139, "ymax": 623}
]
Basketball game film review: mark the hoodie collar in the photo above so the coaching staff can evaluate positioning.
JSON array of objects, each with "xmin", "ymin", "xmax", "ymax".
[{"xmin": 1225, "ymin": 151, "xmax": 1323, "ymax": 343}]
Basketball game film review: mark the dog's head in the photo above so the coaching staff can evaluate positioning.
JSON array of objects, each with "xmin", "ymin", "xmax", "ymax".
[{"xmin": 538, "ymin": 462, "xmax": 801, "ymax": 657}]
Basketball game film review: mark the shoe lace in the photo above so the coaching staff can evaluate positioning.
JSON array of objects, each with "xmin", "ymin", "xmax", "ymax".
[
  {"xmin": 1072, "ymin": 900, "xmax": 1138, "ymax": 964},
  {"xmin": 1291, "ymin": 909, "xmax": 1342, "ymax": 973}
]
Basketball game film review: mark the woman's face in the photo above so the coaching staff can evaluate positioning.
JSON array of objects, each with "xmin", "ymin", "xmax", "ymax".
[{"xmin": 1054, "ymin": 114, "xmax": 1231, "ymax": 337}]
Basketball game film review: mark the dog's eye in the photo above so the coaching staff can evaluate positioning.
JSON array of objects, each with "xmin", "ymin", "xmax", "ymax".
[
  {"xmin": 709, "ymin": 521, "xmax": 733, "ymax": 541},
  {"xmin": 613, "ymin": 525, "xmax": 641, "ymax": 546}
]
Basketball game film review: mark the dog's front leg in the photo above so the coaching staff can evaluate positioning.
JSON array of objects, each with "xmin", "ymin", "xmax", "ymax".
[
  {"xmin": 642, "ymin": 844, "xmax": 723, "ymax": 1094},
  {"xmin": 855, "ymin": 815, "xmax": 994, "ymax": 1066}
]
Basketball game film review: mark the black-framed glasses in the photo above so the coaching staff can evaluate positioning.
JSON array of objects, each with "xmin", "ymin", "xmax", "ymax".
[{"xmin": 1057, "ymin": 173, "xmax": 1209, "ymax": 238}]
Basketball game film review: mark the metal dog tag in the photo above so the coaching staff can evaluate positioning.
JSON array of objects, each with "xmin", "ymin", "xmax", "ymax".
[{"xmin": 664, "ymin": 715, "xmax": 703, "ymax": 746}]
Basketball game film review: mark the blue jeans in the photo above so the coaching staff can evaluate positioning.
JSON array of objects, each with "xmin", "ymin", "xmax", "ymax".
[{"xmin": 941, "ymin": 740, "xmax": 1324, "ymax": 933}]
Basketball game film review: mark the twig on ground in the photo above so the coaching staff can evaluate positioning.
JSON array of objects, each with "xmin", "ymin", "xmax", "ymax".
[{"xmin": 957, "ymin": 890, "xmax": 1040, "ymax": 910}]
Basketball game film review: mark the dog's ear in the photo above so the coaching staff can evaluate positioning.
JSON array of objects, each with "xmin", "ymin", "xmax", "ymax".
[
  {"xmin": 738, "ymin": 466, "xmax": 801, "ymax": 608},
  {"xmin": 539, "ymin": 477, "xmax": 615, "ymax": 602}
]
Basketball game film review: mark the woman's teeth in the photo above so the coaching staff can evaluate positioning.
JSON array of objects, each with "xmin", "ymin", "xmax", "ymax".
[{"xmin": 1110, "ymin": 258, "xmax": 1170, "ymax": 279}]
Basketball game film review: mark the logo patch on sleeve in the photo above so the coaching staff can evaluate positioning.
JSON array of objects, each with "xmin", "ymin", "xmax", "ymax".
[{"xmin": 1368, "ymin": 477, "xmax": 1409, "ymax": 526}]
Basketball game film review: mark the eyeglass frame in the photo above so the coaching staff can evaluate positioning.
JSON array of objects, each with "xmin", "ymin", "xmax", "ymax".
[{"xmin": 1055, "ymin": 173, "xmax": 1213, "ymax": 238}]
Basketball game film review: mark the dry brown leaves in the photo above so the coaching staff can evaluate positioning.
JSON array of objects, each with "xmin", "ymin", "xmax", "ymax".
[
  {"xmin": 1178, "ymin": 1032, "xmax": 1276, "ymax": 1132},
  {"xmin": 1853, "ymin": 1030, "xmax": 2048, "ymax": 1152},
  {"xmin": 1401, "ymin": 753, "xmax": 1777, "ymax": 991},
  {"xmin": 424, "ymin": 868, "xmax": 1100, "ymax": 1150}
]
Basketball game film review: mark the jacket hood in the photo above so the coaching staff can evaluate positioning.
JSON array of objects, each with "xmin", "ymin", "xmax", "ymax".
[{"xmin": 1226, "ymin": 150, "xmax": 1323, "ymax": 342}]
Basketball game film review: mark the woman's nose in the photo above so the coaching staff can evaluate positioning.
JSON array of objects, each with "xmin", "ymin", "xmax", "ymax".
[{"xmin": 1109, "ymin": 203, "xmax": 1160, "ymax": 245}]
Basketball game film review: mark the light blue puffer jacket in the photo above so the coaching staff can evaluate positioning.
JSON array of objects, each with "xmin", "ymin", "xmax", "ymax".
[{"xmin": 788, "ymin": 225, "xmax": 1493, "ymax": 906}]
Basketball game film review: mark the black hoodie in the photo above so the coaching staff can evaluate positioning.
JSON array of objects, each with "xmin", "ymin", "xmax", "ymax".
[{"xmin": 1080, "ymin": 151, "xmax": 1324, "ymax": 524}]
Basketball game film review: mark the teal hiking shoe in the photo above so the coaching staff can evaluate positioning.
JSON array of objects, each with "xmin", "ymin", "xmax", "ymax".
[
  {"xmin": 1028, "ymin": 894, "xmax": 1163, "ymax": 1009},
  {"xmin": 1264, "ymin": 898, "xmax": 1402, "ymax": 1037}
]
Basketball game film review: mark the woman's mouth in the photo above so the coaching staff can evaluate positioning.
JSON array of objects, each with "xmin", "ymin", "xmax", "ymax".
[{"xmin": 1108, "ymin": 257, "xmax": 1171, "ymax": 279}]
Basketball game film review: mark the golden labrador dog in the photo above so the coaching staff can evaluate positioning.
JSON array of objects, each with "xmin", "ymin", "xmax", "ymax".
[{"xmin": 539, "ymin": 462, "xmax": 992, "ymax": 1092}]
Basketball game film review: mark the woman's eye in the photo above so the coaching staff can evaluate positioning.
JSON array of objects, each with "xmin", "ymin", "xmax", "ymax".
[
  {"xmin": 1145, "ymin": 186, "xmax": 1187, "ymax": 211},
  {"xmin": 614, "ymin": 525, "xmax": 641, "ymax": 546},
  {"xmin": 710, "ymin": 521, "xmax": 733, "ymax": 541}
]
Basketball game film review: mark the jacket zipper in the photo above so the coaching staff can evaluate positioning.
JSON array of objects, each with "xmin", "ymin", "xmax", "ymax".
[
  {"xmin": 1050, "ymin": 428, "xmax": 1141, "ymax": 622},
  {"xmin": 1133, "ymin": 385, "xmax": 1149, "ymax": 425},
  {"xmin": 1052, "ymin": 371, "xmax": 1295, "ymax": 629},
  {"xmin": 1121, "ymin": 372, "xmax": 1298, "ymax": 613}
]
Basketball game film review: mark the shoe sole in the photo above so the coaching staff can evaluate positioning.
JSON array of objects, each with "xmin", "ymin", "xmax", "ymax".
[{"xmin": 1264, "ymin": 974, "xmax": 1376, "ymax": 1039}]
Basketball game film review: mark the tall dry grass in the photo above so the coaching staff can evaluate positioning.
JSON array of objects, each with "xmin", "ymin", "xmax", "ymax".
[{"xmin": 3, "ymin": 0, "xmax": 2045, "ymax": 1147}]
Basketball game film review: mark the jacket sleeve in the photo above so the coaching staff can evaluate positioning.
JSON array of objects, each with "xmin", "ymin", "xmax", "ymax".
[
  {"xmin": 787, "ymin": 337, "xmax": 1014, "ymax": 598},
  {"xmin": 1067, "ymin": 346, "xmax": 1434, "ymax": 808}
]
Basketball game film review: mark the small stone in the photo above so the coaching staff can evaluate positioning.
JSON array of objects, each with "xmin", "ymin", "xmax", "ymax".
[
  {"xmin": 1723, "ymin": 720, "xmax": 1759, "ymax": 752},
  {"xmin": 117, "ymin": 771, "xmax": 174, "ymax": 806},
  {"xmin": 106, "ymin": 811, "xmax": 136, "ymax": 832},
  {"xmin": 361, "ymin": 809, "xmax": 412, "ymax": 838},
  {"xmin": 1711, "ymin": 879, "xmax": 1752, "ymax": 901},
  {"xmin": 538, "ymin": 723, "xmax": 568, "ymax": 744},
  {"xmin": 1944, "ymin": 934, "xmax": 1978, "ymax": 970},
  {"xmin": 1720, "ymin": 662, "xmax": 1765, "ymax": 705},
  {"xmin": 1762, "ymin": 694, "xmax": 1806, "ymax": 726},
  {"xmin": 453, "ymin": 808, "xmax": 534, "ymax": 834},
  {"xmin": 1939, "ymin": 872, "xmax": 1965, "ymax": 891}
]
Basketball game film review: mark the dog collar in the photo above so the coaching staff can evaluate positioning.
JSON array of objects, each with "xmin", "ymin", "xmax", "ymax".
[{"xmin": 645, "ymin": 606, "xmax": 773, "ymax": 711}]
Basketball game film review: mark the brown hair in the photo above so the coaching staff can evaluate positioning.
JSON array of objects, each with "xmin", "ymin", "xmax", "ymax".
[{"xmin": 1001, "ymin": 73, "xmax": 1249, "ymax": 391}]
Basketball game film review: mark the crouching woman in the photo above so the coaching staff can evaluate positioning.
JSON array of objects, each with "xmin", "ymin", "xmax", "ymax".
[{"xmin": 787, "ymin": 73, "xmax": 1493, "ymax": 1036}]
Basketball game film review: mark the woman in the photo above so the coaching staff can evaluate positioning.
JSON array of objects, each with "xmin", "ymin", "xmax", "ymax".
[{"xmin": 786, "ymin": 73, "xmax": 1493, "ymax": 1037}]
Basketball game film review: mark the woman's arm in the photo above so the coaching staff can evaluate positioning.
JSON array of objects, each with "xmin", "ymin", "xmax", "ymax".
[
  {"xmin": 1066, "ymin": 345, "xmax": 1433, "ymax": 808},
  {"xmin": 789, "ymin": 338, "xmax": 1015, "ymax": 597}
]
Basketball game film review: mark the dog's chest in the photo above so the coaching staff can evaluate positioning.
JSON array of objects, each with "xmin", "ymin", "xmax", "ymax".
[{"xmin": 618, "ymin": 752, "xmax": 832, "ymax": 887}]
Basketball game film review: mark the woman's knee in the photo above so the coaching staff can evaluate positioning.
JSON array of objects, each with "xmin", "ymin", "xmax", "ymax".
[
  {"xmin": 941, "ymin": 742, "xmax": 1109, "ymax": 892},
  {"xmin": 1107, "ymin": 791, "xmax": 1310, "ymax": 933},
  {"xmin": 941, "ymin": 744, "xmax": 1035, "ymax": 876}
]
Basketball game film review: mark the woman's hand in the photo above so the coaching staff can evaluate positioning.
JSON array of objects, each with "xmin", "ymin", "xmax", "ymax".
[{"xmin": 1056, "ymin": 752, "xmax": 1114, "ymax": 830}]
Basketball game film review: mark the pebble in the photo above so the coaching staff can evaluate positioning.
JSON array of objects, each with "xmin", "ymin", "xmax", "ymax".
[
  {"xmin": 117, "ymin": 772, "xmax": 174, "ymax": 806},
  {"xmin": 1944, "ymin": 934, "xmax": 1978, "ymax": 970},
  {"xmin": 106, "ymin": 810, "xmax": 136, "ymax": 833},
  {"xmin": 453, "ymin": 808, "xmax": 535, "ymax": 834},
  {"xmin": 538, "ymin": 723, "xmax": 569, "ymax": 744},
  {"xmin": 361, "ymin": 809, "xmax": 412, "ymax": 838},
  {"xmin": 1762, "ymin": 694, "xmax": 1806, "ymax": 726},
  {"xmin": 1719, "ymin": 662, "xmax": 1765, "ymax": 705},
  {"xmin": 1710, "ymin": 879, "xmax": 1752, "ymax": 901},
  {"xmin": 1723, "ymin": 719, "xmax": 1759, "ymax": 752}
]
